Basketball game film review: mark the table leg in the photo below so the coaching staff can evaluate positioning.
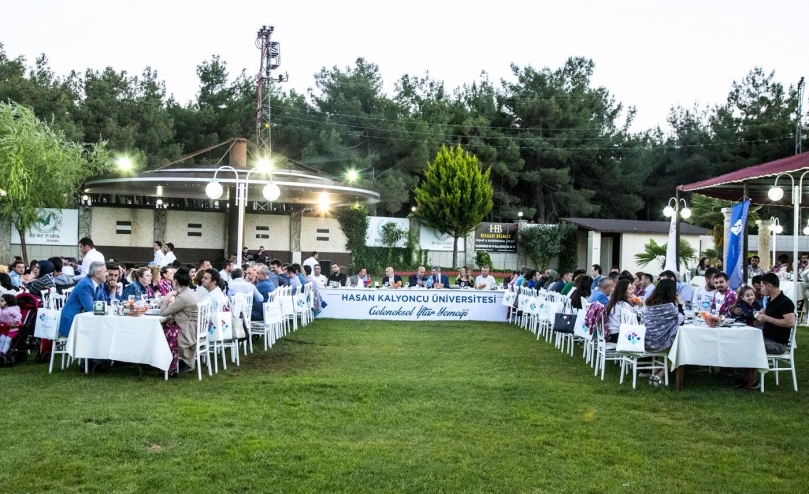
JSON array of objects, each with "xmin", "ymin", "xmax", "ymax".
[
  {"xmin": 747, "ymin": 368, "xmax": 755, "ymax": 392},
  {"xmin": 85, "ymin": 358, "xmax": 89, "ymax": 374},
  {"xmin": 676, "ymin": 366, "xmax": 684, "ymax": 391}
]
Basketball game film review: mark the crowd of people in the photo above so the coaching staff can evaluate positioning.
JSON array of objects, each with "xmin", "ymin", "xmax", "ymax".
[{"xmin": 510, "ymin": 260, "xmax": 795, "ymax": 386}]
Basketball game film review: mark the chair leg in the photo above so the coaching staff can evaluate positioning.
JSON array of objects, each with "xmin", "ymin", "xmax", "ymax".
[
  {"xmin": 791, "ymin": 359, "xmax": 798, "ymax": 391},
  {"xmin": 632, "ymin": 359, "xmax": 638, "ymax": 389}
]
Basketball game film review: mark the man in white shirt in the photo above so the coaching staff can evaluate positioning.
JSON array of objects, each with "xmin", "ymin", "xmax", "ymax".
[
  {"xmin": 74, "ymin": 237, "xmax": 105, "ymax": 281},
  {"xmin": 382, "ymin": 266, "xmax": 402, "ymax": 287},
  {"xmin": 151, "ymin": 241, "xmax": 164, "ymax": 267},
  {"xmin": 475, "ymin": 266, "xmax": 497, "ymax": 290},
  {"xmin": 303, "ymin": 251, "xmax": 319, "ymax": 273},
  {"xmin": 226, "ymin": 268, "xmax": 264, "ymax": 304},
  {"xmin": 312, "ymin": 263, "xmax": 328, "ymax": 287},
  {"xmin": 160, "ymin": 242, "xmax": 176, "ymax": 267},
  {"xmin": 692, "ymin": 267, "xmax": 718, "ymax": 311},
  {"xmin": 638, "ymin": 273, "xmax": 655, "ymax": 300},
  {"xmin": 199, "ymin": 268, "xmax": 228, "ymax": 311},
  {"xmin": 219, "ymin": 260, "xmax": 234, "ymax": 284}
]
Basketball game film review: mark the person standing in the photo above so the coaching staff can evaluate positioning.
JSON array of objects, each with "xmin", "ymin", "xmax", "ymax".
[
  {"xmin": 218, "ymin": 260, "xmax": 234, "ymax": 285},
  {"xmin": 748, "ymin": 255, "xmax": 764, "ymax": 277},
  {"xmin": 74, "ymin": 237, "xmax": 104, "ymax": 281},
  {"xmin": 160, "ymin": 243, "xmax": 176, "ymax": 267},
  {"xmin": 302, "ymin": 251, "xmax": 319, "ymax": 273},
  {"xmin": 151, "ymin": 241, "xmax": 164, "ymax": 267}
]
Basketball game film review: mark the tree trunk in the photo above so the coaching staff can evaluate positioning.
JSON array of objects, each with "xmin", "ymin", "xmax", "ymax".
[
  {"xmin": 17, "ymin": 225, "xmax": 28, "ymax": 266},
  {"xmin": 452, "ymin": 234, "xmax": 459, "ymax": 269}
]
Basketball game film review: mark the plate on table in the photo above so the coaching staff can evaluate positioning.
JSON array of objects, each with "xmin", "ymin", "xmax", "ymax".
[{"xmin": 145, "ymin": 308, "xmax": 160, "ymax": 316}]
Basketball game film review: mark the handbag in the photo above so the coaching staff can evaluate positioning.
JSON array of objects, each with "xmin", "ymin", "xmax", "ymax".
[
  {"xmin": 501, "ymin": 290, "xmax": 517, "ymax": 307},
  {"xmin": 209, "ymin": 309, "xmax": 234, "ymax": 342},
  {"xmin": 573, "ymin": 307, "xmax": 591, "ymax": 340},
  {"xmin": 553, "ymin": 301, "xmax": 575, "ymax": 334},
  {"xmin": 34, "ymin": 307, "xmax": 61, "ymax": 339},
  {"xmin": 615, "ymin": 321, "xmax": 647, "ymax": 353}
]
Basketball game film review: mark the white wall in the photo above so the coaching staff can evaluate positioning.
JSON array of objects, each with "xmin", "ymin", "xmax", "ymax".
[
  {"xmin": 301, "ymin": 216, "xmax": 348, "ymax": 253},
  {"xmin": 243, "ymin": 214, "xmax": 290, "ymax": 252},
  {"xmin": 166, "ymin": 210, "xmax": 225, "ymax": 250},
  {"xmin": 90, "ymin": 207, "xmax": 154, "ymax": 247}
]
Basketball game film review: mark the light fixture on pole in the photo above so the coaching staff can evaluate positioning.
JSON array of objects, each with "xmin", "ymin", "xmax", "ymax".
[
  {"xmin": 664, "ymin": 196, "xmax": 691, "ymax": 271},
  {"xmin": 768, "ymin": 171, "xmax": 809, "ymax": 306},
  {"xmin": 205, "ymin": 164, "xmax": 281, "ymax": 267}
]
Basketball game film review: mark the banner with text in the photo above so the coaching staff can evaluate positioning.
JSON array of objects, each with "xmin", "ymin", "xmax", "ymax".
[
  {"xmin": 10, "ymin": 208, "xmax": 79, "ymax": 246},
  {"xmin": 474, "ymin": 222, "xmax": 517, "ymax": 252},
  {"xmin": 419, "ymin": 225, "xmax": 465, "ymax": 251},
  {"xmin": 366, "ymin": 216, "xmax": 410, "ymax": 247},
  {"xmin": 318, "ymin": 288, "xmax": 507, "ymax": 321}
]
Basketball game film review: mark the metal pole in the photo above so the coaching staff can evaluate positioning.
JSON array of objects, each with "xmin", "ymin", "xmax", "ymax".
[
  {"xmin": 675, "ymin": 188, "xmax": 681, "ymax": 273},
  {"xmin": 743, "ymin": 181, "xmax": 749, "ymax": 281},
  {"xmin": 236, "ymin": 181, "xmax": 246, "ymax": 269},
  {"xmin": 793, "ymin": 185, "xmax": 799, "ymax": 311}
]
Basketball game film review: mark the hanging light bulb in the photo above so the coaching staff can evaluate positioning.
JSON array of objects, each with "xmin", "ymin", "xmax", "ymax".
[
  {"xmin": 262, "ymin": 182, "xmax": 281, "ymax": 201},
  {"xmin": 663, "ymin": 205, "xmax": 675, "ymax": 217},
  {"xmin": 206, "ymin": 181, "xmax": 224, "ymax": 199},
  {"xmin": 680, "ymin": 207, "xmax": 691, "ymax": 219},
  {"xmin": 768, "ymin": 186, "xmax": 784, "ymax": 201}
]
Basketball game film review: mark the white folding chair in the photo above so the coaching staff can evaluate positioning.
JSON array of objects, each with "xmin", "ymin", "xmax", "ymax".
[
  {"xmin": 45, "ymin": 293, "xmax": 71, "ymax": 374},
  {"xmin": 760, "ymin": 325, "xmax": 798, "ymax": 392},
  {"xmin": 279, "ymin": 286, "xmax": 297, "ymax": 335},
  {"xmin": 593, "ymin": 313, "xmax": 622, "ymax": 380},
  {"xmin": 617, "ymin": 309, "xmax": 669, "ymax": 389},
  {"xmin": 194, "ymin": 300, "xmax": 213, "ymax": 380}
]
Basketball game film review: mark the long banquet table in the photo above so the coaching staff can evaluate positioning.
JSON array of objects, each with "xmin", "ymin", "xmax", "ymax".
[
  {"xmin": 668, "ymin": 324, "xmax": 769, "ymax": 391},
  {"xmin": 317, "ymin": 286, "xmax": 508, "ymax": 321},
  {"xmin": 66, "ymin": 312, "xmax": 173, "ymax": 376}
]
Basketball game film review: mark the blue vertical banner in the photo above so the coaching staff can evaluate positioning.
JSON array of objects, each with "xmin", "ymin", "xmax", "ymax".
[{"xmin": 727, "ymin": 200, "xmax": 750, "ymax": 290}]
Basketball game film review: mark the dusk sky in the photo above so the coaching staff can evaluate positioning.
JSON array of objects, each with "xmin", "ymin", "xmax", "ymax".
[{"xmin": 2, "ymin": 0, "xmax": 807, "ymax": 131}]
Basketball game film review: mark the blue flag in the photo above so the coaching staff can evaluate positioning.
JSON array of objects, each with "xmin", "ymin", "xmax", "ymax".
[{"xmin": 727, "ymin": 200, "xmax": 750, "ymax": 290}]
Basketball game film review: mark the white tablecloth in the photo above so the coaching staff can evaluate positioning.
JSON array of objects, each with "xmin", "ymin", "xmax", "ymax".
[
  {"xmin": 668, "ymin": 324, "xmax": 769, "ymax": 373},
  {"xmin": 66, "ymin": 312, "xmax": 173, "ymax": 371}
]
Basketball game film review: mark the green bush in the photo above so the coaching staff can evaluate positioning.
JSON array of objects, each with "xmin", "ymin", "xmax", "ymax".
[{"xmin": 475, "ymin": 251, "xmax": 493, "ymax": 269}]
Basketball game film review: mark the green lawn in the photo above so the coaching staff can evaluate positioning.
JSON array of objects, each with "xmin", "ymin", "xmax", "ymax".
[{"xmin": 2, "ymin": 321, "xmax": 808, "ymax": 493}]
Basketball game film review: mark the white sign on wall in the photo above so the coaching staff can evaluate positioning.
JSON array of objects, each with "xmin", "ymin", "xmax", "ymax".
[
  {"xmin": 419, "ymin": 225, "xmax": 465, "ymax": 251},
  {"xmin": 366, "ymin": 216, "xmax": 410, "ymax": 247},
  {"xmin": 318, "ymin": 288, "xmax": 507, "ymax": 321},
  {"xmin": 10, "ymin": 208, "xmax": 79, "ymax": 246}
]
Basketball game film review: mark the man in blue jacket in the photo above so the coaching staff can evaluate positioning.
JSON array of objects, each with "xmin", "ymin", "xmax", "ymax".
[
  {"xmin": 430, "ymin": 266, "xmax": 450, "ymax": 289},
  {"xmin": 59, "ymin": 262, "xmax": 108, "ymax": 337}
]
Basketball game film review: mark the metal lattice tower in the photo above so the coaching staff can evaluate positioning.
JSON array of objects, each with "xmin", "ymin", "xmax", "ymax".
[
  {"xmin": 796, "ymin": 77, "xmax": 805, "ymax": 155},
  {"xmin": 255, "ymin": 25, "xmax": 288, "ymax": 157}
]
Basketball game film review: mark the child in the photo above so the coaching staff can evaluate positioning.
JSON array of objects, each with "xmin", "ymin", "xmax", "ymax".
[
  {"xmin": 730, "ymin": 286, "xmax": 762, "ymax": 326},
  {"xmin": 0, "ymin": 294, "xmax": 22, "ymax": 356}
]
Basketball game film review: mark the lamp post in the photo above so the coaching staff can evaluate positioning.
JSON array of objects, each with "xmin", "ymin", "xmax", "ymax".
[
  {"xmin": 768, "ymin": 171, "xmax": 809, "ymax": 308},
  {"xmin": 205, "ymin": 164, "xmax": 280, "ymax": 267},
  {"xmin": 769, "ymin": 217, "xmax": 783, "ymax": 267},
  {"xmin": 663, "ymin": 196, "xmax": 691, "ymax": 272}
]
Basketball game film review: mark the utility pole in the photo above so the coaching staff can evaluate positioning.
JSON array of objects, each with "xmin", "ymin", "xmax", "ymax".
[
  {"xmin": 796, "ymin": 77, "xmax": 805, "ymax": 155},
  {"xmin": 255, "ymin": 25, "xmax": 289, "ymax": 157}
]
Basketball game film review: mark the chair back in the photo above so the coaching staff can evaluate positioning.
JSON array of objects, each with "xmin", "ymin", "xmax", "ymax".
[{"xmin": 196, "ymin": 300, "xmax": 212, "ymax": 351}]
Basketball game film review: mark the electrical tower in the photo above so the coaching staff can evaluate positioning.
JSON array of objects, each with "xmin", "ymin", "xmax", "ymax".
[
  {"xmin": 796, "ymin": 77, "xmax": 805, "ymax": 155},
  {"xmin": 255, "ymin": 25, "xmax": 288, "ymax": 157}
]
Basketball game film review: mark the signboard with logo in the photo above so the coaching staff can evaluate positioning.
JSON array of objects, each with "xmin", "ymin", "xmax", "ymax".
[
  {"xmin": 419, "ymin": 225, "xmax": 465, "ymax": 251},
  {"xmin": 474, "ymin": 222, "xmax": 518, "ymax": 252},
  {"xmin": 10, "ymin": 208, "xmax": 79, "ymax": 246},
  {"xmin": 318, "ymin": 287, "xmax": 507, "ymax": 321},
  {"xmin": 366, "ymin": 216, "xmax": 410, "ymax": 247}
]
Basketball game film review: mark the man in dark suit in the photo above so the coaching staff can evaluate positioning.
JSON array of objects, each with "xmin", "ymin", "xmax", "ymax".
[
  {"xmin": 430, "ymin": 266, "xmax": 450, "ymax": 289},
  {"xmin": 59, "ymin": 261, "xmax": 108, "ymax": 337},
  {"xmin": 408, "ymin": 266, "xmax": 428, "ymax": 287},
  {"xmin": 382, "ymin": 267, "xmax": 403, "ymax": 287}
]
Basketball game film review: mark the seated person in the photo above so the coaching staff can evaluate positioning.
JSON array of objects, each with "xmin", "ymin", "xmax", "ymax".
[
  {"xmin": 348, "ymin": 268, "xmax": 371, "ymax": 288},
  {"xmin": 0, "ymin": 294, "xmax": 22, "ymax": 357},
  {"xmin": 711, "ymin": 272, "xmax": 737, "ymax": 316},
  {"xmin": 604, "ymin": 279, "xmax": 635, "ymax": 343},
  {"xmin": 429, "ymin": 266, "xmax": 449, "ymax": 289},
  {"xmin": 58, "ymin": 262, "xmax": 108, "ymax": 336},
  {"xmin": 408, "ymin": 266, "xmax": 429, "ymax": 287},
  {"xmin": 475, "ymin": 266, "xmax": 497, "ymax": 290},
  {"xmin": 251, "ymin": 264, "xmax": 277, "ymax": 320},
  {"xmin": 121, "ymin": 267, "xmax": 155, "ymax": 300},
  {"xmin": 588, "ymin": 278, "xmax": 615, "ymax": 306},
  {"xmin": 730, "ymin": 285, "xmax": 762, "ymax": 325},
  {"xmin": 326, "ymin": 263, "xmax": 347, "ymax": 287},
  {"xmin": 754, "ymin": 273, "xmax": 796, "ymax": 354},
  {"xmin": 456, "ymin": 266, "xmax": 475, "ymax": 288},
  {"xmin": 382, "ymin": 267, "xmax": 402, "ymax": 288}
]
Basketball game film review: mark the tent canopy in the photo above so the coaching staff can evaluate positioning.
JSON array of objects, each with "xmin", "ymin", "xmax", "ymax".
[{"xmin": 678, "ymin": 151, "xmax": 809, "ymax": 204}]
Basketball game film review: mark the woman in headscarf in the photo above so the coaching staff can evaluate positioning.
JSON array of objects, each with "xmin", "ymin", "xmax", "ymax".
[{"xmin": 26, "ymin": 260, "xmax": 56, "ymax": 299}]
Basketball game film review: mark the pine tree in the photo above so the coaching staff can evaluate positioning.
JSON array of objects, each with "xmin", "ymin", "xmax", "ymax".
[{"xmin": 413, "ymin": 145, "xmax": 493, "ymax": 268}]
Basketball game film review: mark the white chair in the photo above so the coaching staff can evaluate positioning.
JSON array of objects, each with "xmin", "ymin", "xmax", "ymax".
[
  {"xmin": 46, "ymin": 293, "xmax": 71, "ymax": 374},
  {"xmin": 616, "ymin": 309, "xmax": 669, "ymax": 389},
  {"xmin": 760, "ymin": 325, "xmax": 798, "ymax": 392},
  {"xmin": 249, "ymin": 292, "xmax": 273, "ymax": 351},
  {"xmin": 194, "ymin": 300, "xmax": 213, "ymax": 380},
  {"xmin": 293, "ymin": 282, "xmax": 312, "ymax": 327},
  {"xmin": 593, "ymin": 313, "xmax": 622, "ymax": 380},
  {"xmin": 278, "ymin": 286, "xmax": 297, "ymax": 335}
]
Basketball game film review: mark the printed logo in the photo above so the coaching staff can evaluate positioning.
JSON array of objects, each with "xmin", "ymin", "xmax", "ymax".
[
  {"xmin": 32, "ymin": 211, "xmax": 63, "ymax": 235},
  {"xmin": 627, "ymin": 332, "xmax": 641, "ymax": 344}
]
